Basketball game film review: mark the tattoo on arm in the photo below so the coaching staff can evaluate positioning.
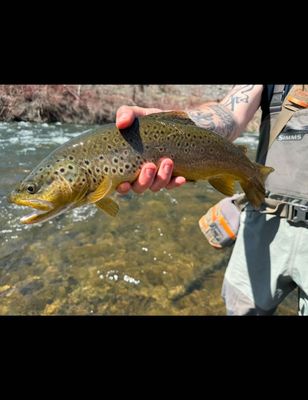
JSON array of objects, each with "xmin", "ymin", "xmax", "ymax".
[
  {"xmin": 221, "ymin": 85, "xmax": 255, "ymax": 111},
  {"xmin": 187, "ymin": 104, "xmax": 237, "ymax": 140}
]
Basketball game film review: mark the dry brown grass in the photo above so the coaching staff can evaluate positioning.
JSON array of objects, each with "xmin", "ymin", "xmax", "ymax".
[{"xmin": 0, "ymin": 85, "xmax": 260, "ymax": 131}]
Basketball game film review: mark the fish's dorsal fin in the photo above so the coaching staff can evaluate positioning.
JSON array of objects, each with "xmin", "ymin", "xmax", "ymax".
[
  {"xmin": 96, "ymin": 198, "xmax": 119, "ymax": 217},
  {"xmin": 143, "ymin": 111, "xmax": 197, "ymax": 126},
  {"xmin": 236, "ymin": 144, "xmax": 248, "ymax": 154},
  {"xmin": 87, "ymin": 176, "xmax": 113, "ymax": 203},
  {"xmin": 208, "ymin": 176, "xmax": 235, "ymax": 197}
]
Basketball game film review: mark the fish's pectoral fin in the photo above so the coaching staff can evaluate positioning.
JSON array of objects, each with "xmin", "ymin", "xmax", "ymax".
[
  {"xmin": 95, "ymin": 198, "xmax": 119, "ymax": 217},
  {"xmin": 87, "ymin": 176, "xmax": 113, "ymax": 203},
  {"xmin": 208, "ymin": 176, "xmax": 235, "ymax": 197}
]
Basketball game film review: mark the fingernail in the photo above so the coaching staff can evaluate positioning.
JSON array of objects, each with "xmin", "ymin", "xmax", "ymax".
[
  {"xmin": 145, "ymin": 168, "xmax": 155, "ymax": 178},
  {"xmin": 164, "ymin": 164, "xmax": 172, "ymax": 174},
  {"xmin": 118, "ymin": 113, "xmax": 129, "ymax": 122}
]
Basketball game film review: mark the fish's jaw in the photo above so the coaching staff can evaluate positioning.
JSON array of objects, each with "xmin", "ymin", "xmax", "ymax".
[
  {"xmin": 9, "ymin": 196, "xmax": 54, "ymax": 211},
  {"xmin": 20, "ymin": 203, "xmax": 77, "ymax": 224}
]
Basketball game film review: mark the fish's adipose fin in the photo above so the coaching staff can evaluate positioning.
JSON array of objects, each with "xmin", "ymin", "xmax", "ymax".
[
  {"xmin": 87, "ymin": 176, "xmax": 113, "ymax": 203},
  {"xmin": 96, "ymin": 198, "xmax": 119, "ymax": 217},
  {"xmin": 208, "ymin": 176, "xmax": 235, "ymax": 197},
  {"xmin": 236, "ymin": 144, "xmax": 248, "ymax": 154}
]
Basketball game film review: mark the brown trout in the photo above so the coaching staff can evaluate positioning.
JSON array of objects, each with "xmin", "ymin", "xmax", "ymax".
[{"xmin": 9, "ymin": 111, "xmax": 274, "ymax": 224}]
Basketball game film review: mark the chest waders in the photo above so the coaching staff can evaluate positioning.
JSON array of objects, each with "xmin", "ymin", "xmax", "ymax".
[
  {"xmin": 257, "ymin": 84, "xmax": 308, "ymax": 225},
  {"xmin": 199, "ymin": 85, "xmax": 308, "ymax": 248}
]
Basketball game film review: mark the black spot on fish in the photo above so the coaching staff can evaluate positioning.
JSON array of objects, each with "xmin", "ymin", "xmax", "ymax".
[
  {"xmin": 84, "ymin": 160, "xmax": 90, "ymax": 165},
  {"xmin": 99, "ymin": 155, "xmax": 104, "ymax": 160},
  {"xmin": 119, "ymin": 168, "xmax": 124, "ymax": 173},
  {"xmin": 125, "ymin": 164, "xmax": 130, "ymax": 169},
  {"xmin": 69, "ymin": 156, "xmax": 74, "ymax": 160},
  {"xmin": 60, "ymin": 168, "xmax": 65, "ymax": 173},
  {"xmin": 68, "ymin": 165, "xmax": 73, "ymax": 170},
  {"xmin": 82, "ymin": 178, "xmax": 86, "ymax": 182},
  {"xmin": 112, "ymin": 168, "xmax": 116, "ymax": 174},
  {"xmin": 96, "ymin": 168, "xmax": 100, "ymax": 173},
  {"xmin": 88, "ymin": 169, "xmax": 92, "ymax": 175},
  {"xmin": 104, "ymin": 166, "xmax": 109, "ymax": 173},
  {"xmin": 69, "ymin": 178, "xmax": 73, "ymax": 182},
  {"xmin": 113, "ymin": 158, "xmax": 118, "ymax": 164}
]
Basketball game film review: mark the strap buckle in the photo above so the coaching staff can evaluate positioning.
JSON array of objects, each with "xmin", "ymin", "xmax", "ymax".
[
  {"xmin": 287, "ymin": 204, "xmax": 308, "ymax": 224},
  {"xmin": 270, "ymin": 88, "xmax": 286, "ymax": 113}
]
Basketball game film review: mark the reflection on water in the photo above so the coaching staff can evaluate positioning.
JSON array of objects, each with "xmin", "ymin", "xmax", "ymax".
[{"xmin": 0, "ymin": 122, "xmax": 297, "ymax": 315}]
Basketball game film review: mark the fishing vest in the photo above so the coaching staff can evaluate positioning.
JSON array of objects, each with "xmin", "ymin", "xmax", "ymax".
[{"xmin": 256, "ymin": 84, "xmax": 308, "ymax": 204}]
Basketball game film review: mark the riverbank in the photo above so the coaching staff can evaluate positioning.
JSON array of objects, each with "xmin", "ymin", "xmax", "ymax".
[{"xmin": 0, "ymin": 85, "xmax": 261, "ymax": 131}]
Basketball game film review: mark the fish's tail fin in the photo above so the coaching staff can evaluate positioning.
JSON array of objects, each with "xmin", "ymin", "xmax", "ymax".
[{"xmin": 240, "ymin": 163, "xmax": 274, "ymax": 209}]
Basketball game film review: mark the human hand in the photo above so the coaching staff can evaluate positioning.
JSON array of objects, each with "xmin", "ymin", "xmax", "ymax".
[{"xmin": 116, "ymin": 105, "xmax": 186, "ymax": 194}]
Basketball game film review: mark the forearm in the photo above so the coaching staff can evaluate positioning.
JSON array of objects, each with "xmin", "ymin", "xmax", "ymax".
[
  {"xmin": 187, "ymin": 104, "xmax": 238, "ymax": 141},
  {"xmin": 186, "ymin": 85, "xmax": 263, "ymax": 142}
]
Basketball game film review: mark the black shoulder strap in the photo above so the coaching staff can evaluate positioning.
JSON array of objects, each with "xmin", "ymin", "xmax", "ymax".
[
  {"xmin": 269, "ymin": 84, "xmax": 287, "ymax": 113},
  {"xmin": 260, "ymin": 84, "xmax": 293, "ymax": 120}
]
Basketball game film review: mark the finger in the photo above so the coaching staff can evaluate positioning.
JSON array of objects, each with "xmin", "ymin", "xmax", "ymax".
[
  {"xmin": 166, "ymin": 176, "xmax": 187, "ymax": 190},
  {"xmin": 131, "ymin": 163, "xmax": 157, "ymax": 194},
  {"xmin": 116, "ymin": 106, "xmax": 163, "ymax": 129},
  {"xmin": 150, "ymin": 158, "xmax": 174, "ymax": 192},
  {"xmin": 116, "ymin": 106, "xmax": 138, "ymax": 129},
  {"xmin": 116, "ymin": 182, "xmax": 132, "ymax": 195}
]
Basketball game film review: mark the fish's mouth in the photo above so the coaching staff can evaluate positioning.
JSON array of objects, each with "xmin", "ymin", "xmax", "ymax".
[
  {"xmin": 20, "ymin": 203, "xmax": 75, "ymax": 224},
  {"xmin": 20, "ymin": 207, "xmax": 54, "ymax": 224},
  {"xmin": 9, "ymin": 198, "xmax": 70, "ymax": 225}
]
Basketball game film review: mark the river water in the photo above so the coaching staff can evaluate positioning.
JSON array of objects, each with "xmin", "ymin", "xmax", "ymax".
[{"xmin": 0, "ymin": 121, "xmax": 297, "ymax": 315}]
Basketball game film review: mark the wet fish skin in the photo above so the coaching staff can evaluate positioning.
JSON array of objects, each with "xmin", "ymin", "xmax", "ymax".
[{"xmin": 9, "ymin": 111, "xmax": 274, "ymax": 224}]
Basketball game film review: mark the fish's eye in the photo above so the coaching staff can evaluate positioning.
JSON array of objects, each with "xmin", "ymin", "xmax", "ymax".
[{"xmin": 26, "ymin": 184, "xmax": 37, "ymax": 194}]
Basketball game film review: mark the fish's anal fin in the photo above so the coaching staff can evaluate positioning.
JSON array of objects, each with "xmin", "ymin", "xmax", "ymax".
[
  {"xmin": 208, "ymin": 176, "xmax": 235, "ymax": 197},
  {"xmin": 96, "ymin": 198, "xmax": 119, "ymax": 217},
  {"xmin": 87, "ymin": 176, "xmax": 113, "ymax": 203}
]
